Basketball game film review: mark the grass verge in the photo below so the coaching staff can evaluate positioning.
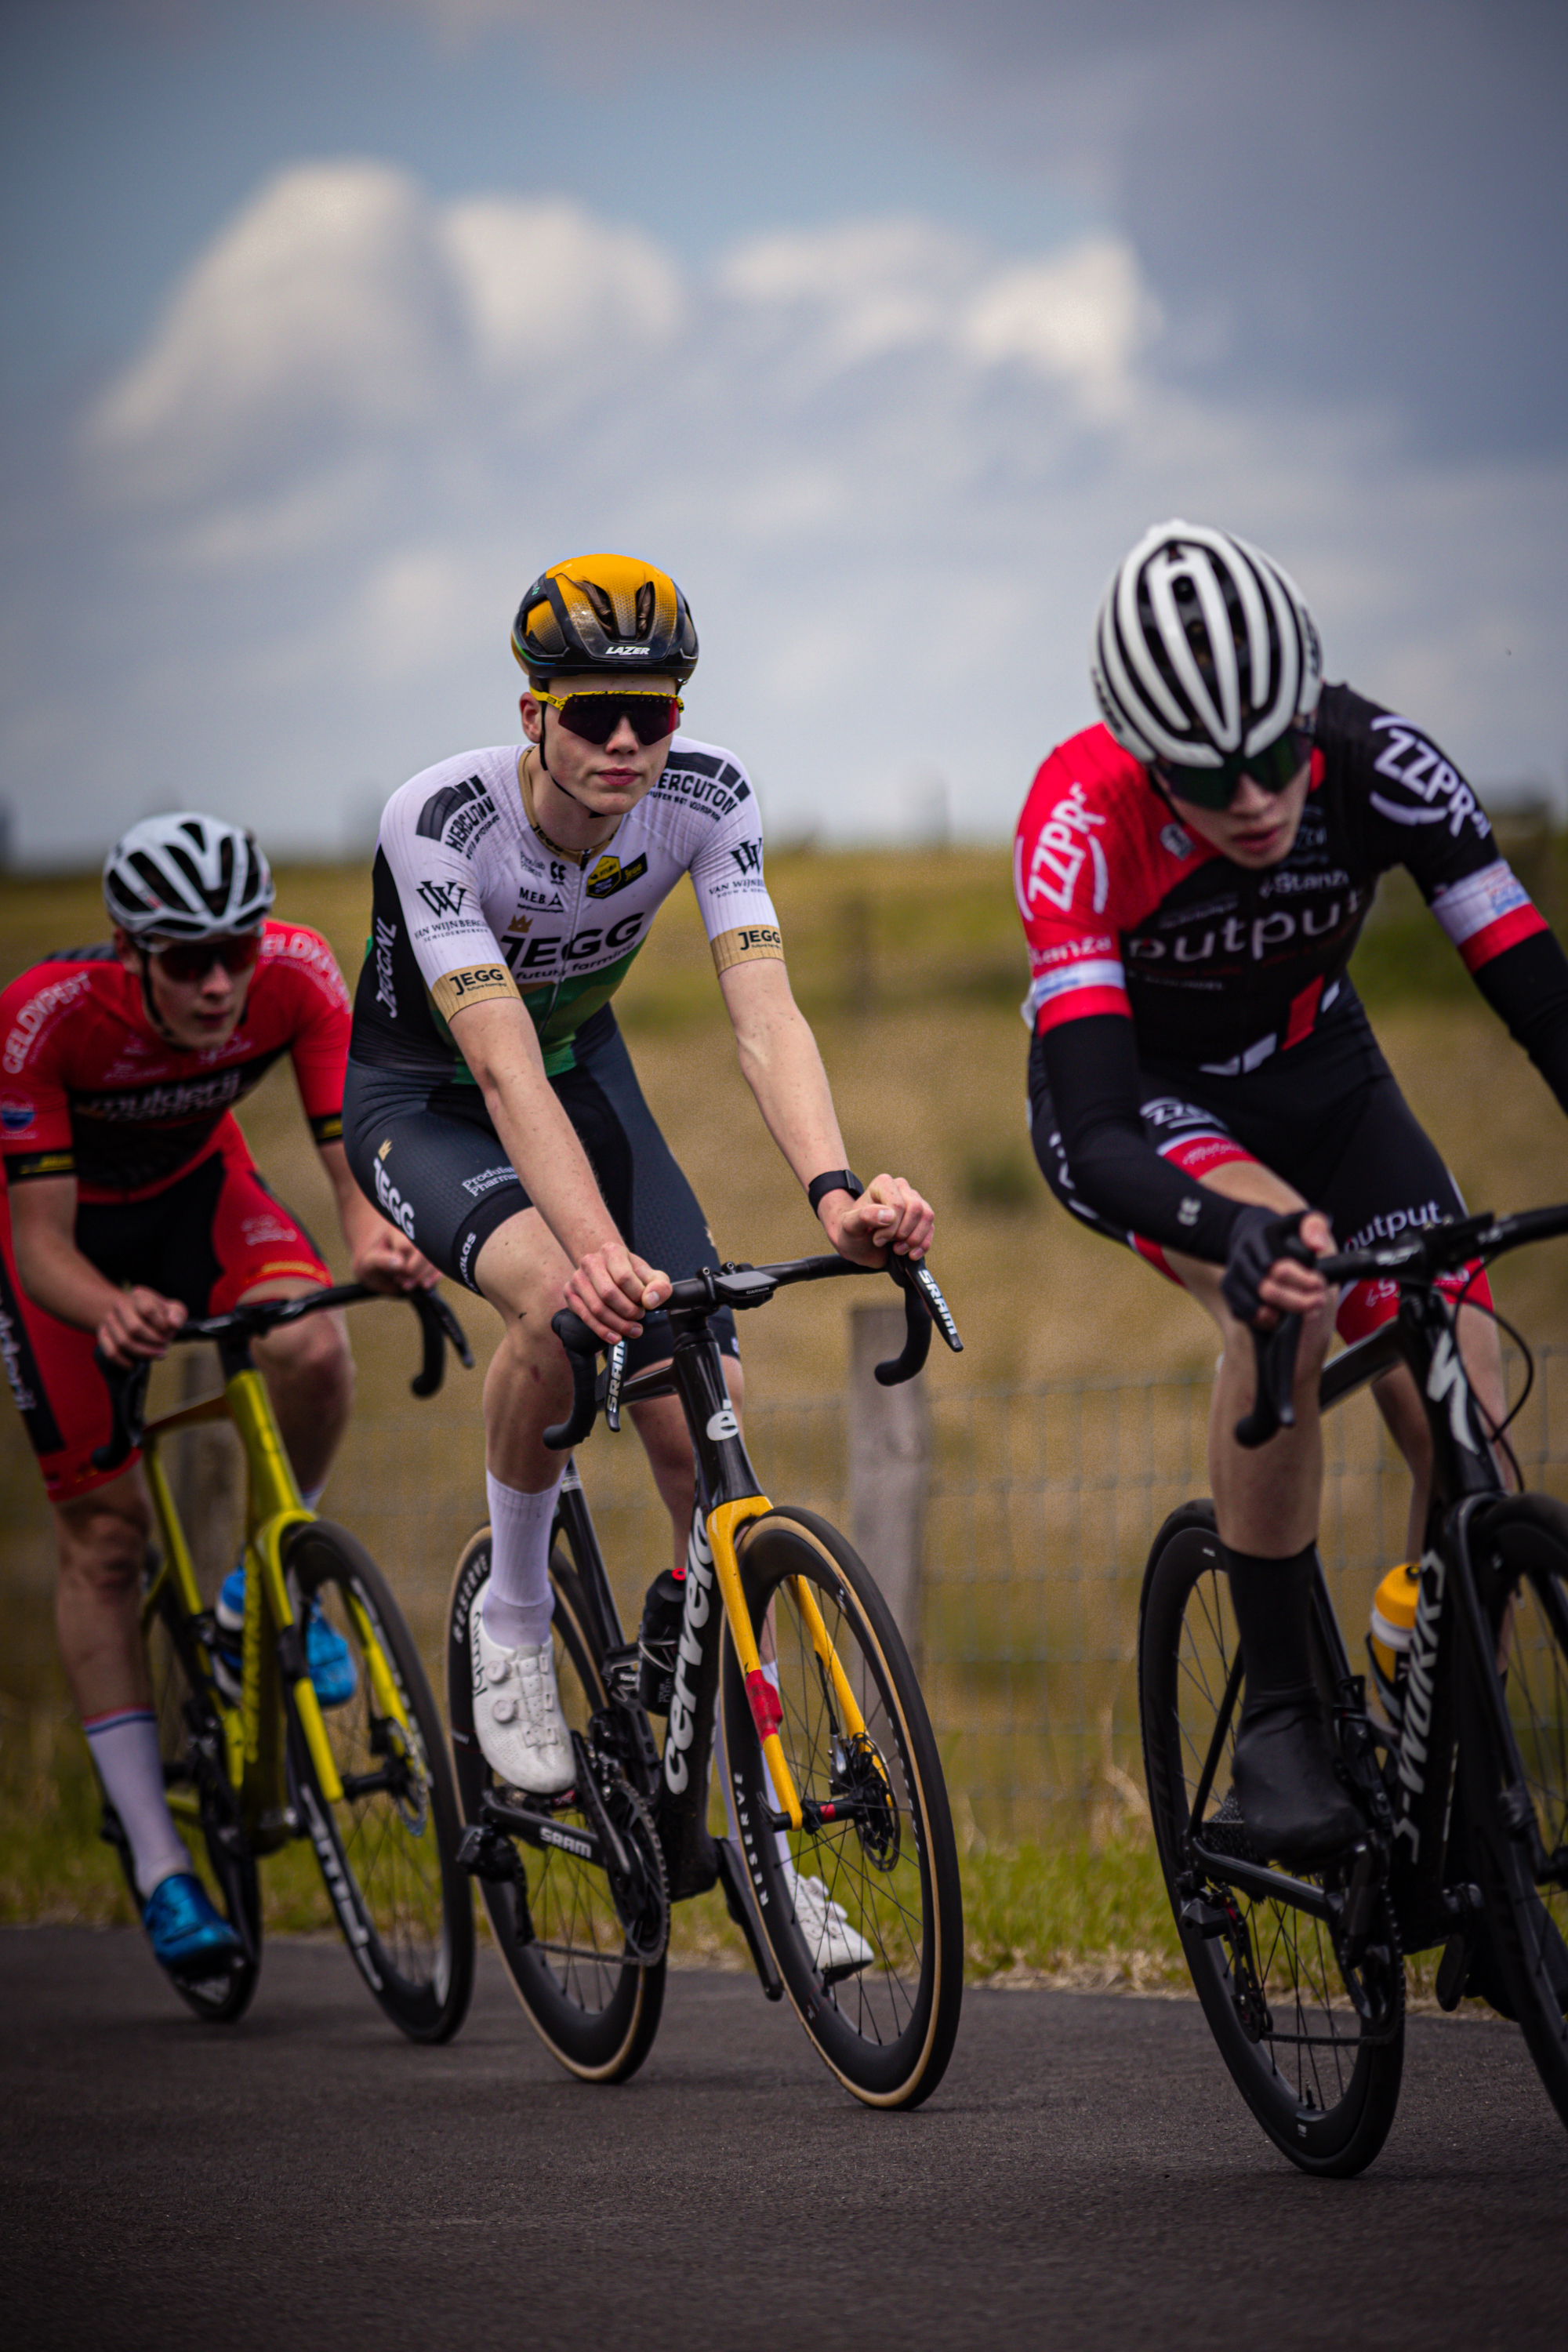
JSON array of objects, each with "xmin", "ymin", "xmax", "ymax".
[{"xmin": 0, "ymin": 1731, "xmax": 1178, "ymax": 1984}]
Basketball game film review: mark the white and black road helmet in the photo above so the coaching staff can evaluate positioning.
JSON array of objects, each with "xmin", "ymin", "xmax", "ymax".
[
  {"xmin": 1091, "ymin": 521, "xmax": 1323, "ymax": 770},
  {"xmin": 103, "ymin": 812, "xmax": 274, "ymax": 941}
]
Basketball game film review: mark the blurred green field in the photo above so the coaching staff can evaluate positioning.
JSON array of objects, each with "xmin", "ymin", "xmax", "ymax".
[{"xmin": 4, "ymin": 826, "xmax": 1568, "ymax": 1979}]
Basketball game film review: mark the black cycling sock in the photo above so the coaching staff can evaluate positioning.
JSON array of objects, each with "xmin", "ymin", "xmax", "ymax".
[{"xmin": 1223, "ymin": 1541, "xmax": 1319, "ymax": 1704}]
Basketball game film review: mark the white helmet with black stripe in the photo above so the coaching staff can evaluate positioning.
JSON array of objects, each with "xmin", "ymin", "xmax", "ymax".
[
  {"xmin": 1090, "ymin": 521, "xmax": 1323, "ymax": 771},
  {"xmin": 103, "ymin": 811, "xmax": 274, "ymax": 941}
]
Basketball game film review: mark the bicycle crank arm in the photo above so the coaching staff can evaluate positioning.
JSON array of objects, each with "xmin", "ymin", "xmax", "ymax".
[
  {"xmin": 338, "ymin": 1767, "xmax": 410, "ymax": 1802},
  {"xmin": 477, "ymin": 1790, "xmax": 604, "ymax": 1868}
]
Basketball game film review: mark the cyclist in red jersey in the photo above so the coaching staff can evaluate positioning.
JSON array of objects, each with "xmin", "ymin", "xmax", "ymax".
[
  {"xmin": 0, "ymin": 812, "xmax": 434, "ymax": 1978},
  {"xmin": 1014, "ymin": 523, "xmax": 1568, "ymax": 1866}
]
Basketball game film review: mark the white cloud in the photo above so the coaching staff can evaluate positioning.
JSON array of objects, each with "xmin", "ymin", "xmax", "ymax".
[
  {"xmin": 9, "ymin": 158, "xmax": 1566, "ymax": 865},
  {"xmin": 88, "ymin": 162, "xmax": 461, "ymax": 505},
  {"xmin": 442, "ymin": 195, "xmax": 684, "ymax": 385}
]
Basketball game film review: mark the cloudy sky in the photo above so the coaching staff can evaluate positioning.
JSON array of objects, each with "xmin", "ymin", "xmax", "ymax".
[{"xmin": 3, "ymin": 0, "xmax": 1565, "ymax": 866}]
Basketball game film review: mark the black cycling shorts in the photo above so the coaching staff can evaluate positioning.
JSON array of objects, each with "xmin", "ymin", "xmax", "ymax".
[
  {"xmin": 1028, "ymin": 1008, "xmax": 1487, "ymax": 1342},
  {"xmin": 343, "ymin": 1006, "xmax": 736, "ymax": 1371}
]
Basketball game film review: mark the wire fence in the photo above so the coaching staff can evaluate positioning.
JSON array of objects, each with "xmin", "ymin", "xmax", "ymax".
[{"xmin": 6, "ymin": 1349, "xmax": 1568, "ymax": 1846}]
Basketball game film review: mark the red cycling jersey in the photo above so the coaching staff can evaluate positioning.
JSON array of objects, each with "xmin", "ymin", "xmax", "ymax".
[
  {"xmin": 0, "ymin": 922, "xmax": 350, "ymax": 1202},
  {"xmin": 0, "ymin": 923, "xmax": 350, "ymax": 1501},
  {"xmin": 1014, "ymin": 686, "xmax": 1545, "ymax": 1069}
]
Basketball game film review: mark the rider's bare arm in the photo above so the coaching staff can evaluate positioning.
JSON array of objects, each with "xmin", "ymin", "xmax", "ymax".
[
  {"xmin": 717, "ymin": 959, "xmax": 933, "ymax": 1264},
  {"xmin": 448, "ymin": 993, "xmax": 670, "ymax": 1339},
  {"xmin": 8, "ymin": 1173, "xmax": 186, "ymax": 1364}
]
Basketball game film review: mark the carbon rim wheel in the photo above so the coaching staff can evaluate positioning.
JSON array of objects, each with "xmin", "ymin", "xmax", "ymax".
[
  {"xmin": 446, "ymin": 1529, "xmax": 666, "ymax": 2085},
  {"xmin": 1465, "ymin": 1496, "xmax": 1568, "ymax": 2129},
  {"xmin": 283, "ymin": 1519, "xmax": 474, "ymax": 2043},
  {"xmin": 1139, "ymin": 1505, "xmax": 1404, "ymax": 2176},
  {"xmin": 112, "ymin": 1591, "xmax": 260, "ymax": 2024},
  {"xmin": 720, "ymin": 1508, "xmax": 963, "ymax": 2109}
]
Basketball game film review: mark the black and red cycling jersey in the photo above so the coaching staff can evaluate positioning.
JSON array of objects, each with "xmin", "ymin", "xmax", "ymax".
[
  {"xmin": 0, "ymin": 922, "xmax": 351, "ymax": 1202},
  {"xmin": 1014, "ymin": 683, "xmax": 1568, "ymax": 1265}
]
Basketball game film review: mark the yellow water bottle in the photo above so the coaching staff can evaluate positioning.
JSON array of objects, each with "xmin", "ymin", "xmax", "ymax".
[{"xmin": 1368, "ymin": 1561, "xmax": 1420, "ymax": 1728}]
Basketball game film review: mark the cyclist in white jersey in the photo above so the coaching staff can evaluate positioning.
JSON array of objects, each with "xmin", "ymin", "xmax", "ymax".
[{"xmin": 345, "ymin": 554, "xmax": 931, "ymax": 1838}]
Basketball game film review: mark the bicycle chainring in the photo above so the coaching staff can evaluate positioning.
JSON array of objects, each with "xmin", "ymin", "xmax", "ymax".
[{"xmin": 598, "ymin": 1770, "xmax": 670, "ymax": 1965}]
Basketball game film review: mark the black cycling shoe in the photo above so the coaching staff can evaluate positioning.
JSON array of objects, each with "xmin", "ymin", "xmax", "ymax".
[
  {"xmin": 1232, "ymin": 1685, "xmax": 1365, "ymax": 1867},
  {"xmin": 1465, "ymin": 1896, "xmax": 1568, "ymax": 2020}
]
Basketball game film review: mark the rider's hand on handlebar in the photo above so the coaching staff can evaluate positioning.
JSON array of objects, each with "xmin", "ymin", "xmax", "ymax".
[
  {"xmin": 96, "ymin": 1285, "xmax": 187, "ymax": 1367},
  {"xmin": 1221, "ymin": 1206, "xmax": 1334, "ymax": 1330},
  {"xmin": 821, "ymin": 1174, "xmax": 934, "ymax": 1267},
  {"xmin": 564, "ymin": 1243, "xmax": 670, "ymax": 1346},
  {"xmin": 352, "ymin": 1226, "xmax": 441, "ymax": 1294}
]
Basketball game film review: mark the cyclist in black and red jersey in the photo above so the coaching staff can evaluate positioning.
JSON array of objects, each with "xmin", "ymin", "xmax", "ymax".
[
  {"xmin": 0, "ymin": 813, "xmax": 433, "ymax": 1980},
  {"xmin": 1014, "ymin": 521, "xmax": 1568, "ymax": 1865}
]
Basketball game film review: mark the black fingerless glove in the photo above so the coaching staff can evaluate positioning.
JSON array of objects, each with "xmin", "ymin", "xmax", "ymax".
[{"xmin": 1221, "ymin": 1207, "xmax": 1315, "ymax": 1325}]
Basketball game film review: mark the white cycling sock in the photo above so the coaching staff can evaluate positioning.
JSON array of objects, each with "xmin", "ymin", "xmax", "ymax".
[
  {"xmin": 482, "ymin": 1469, "xmax": 563, "ymax": 1650},
  {"xmin": 85, "ymin": 1708, "xmax": 191, "ymax": 1901}
]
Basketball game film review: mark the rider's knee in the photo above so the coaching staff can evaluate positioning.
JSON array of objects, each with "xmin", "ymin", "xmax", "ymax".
[
  {"xmin": 55, "ymin": 1484, "xmax": 151, "ymax": 1598},
  {"xmin": 260, "ymin": 1306, "xmax": 353, "ymax": 1411}
]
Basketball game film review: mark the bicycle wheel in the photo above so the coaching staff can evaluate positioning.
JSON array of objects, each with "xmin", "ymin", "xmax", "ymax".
[
  {"xmin": 281, "ymin": 1519, "xmax": 474, "ymax": 2043},
  {"xmin": 720, "ymin": 1507, "xmax": 963, "ymax": 2109},
  {"xmin": 1461, "ymin": 1494, "xmax": 1568, "ymax": 2130},
  {"xmin": 107, "ymin": 1587, "xmax": 260, "ymax": 2024},
  {"xmin": 1138, "ymin": 1502, "xmax": 1404, "ymax": 2176},
  {"xmin": 447, "ymin": 1527, "xmax": 666, "ymax": 2084}
]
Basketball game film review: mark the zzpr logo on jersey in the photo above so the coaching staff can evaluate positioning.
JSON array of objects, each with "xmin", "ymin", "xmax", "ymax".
[
  {"xmin": 415, "ymin": 775, "xmax": 499, "ymax": 858},
  {"xmin": 1022, "ymin": 782, "xmax": 1110, "ymax": 914},
  {"xmin": 584, "ymin": 851, "xmax": 648, "ymax": 900},
  {"xmin": 1368, "ymin": 717, "xmax": 1486, "ymax": 839},
  {"xmin": 372, "ymin": 916, "xmax": 398, "ymax": 1019},
  {"xmin": 729, "ymin": 839, "xmax": 761, "ymax": 876},
  {"xmin": 416, "ymin": 879, "xmax": 469, "ymax": 919}
]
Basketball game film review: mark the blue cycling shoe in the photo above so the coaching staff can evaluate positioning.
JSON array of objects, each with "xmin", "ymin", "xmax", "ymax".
[
  {"xmin": 143, "ymin": 1872, "xmax": 242, "ymax": 1975},
  {"xmin": 214, "ymin": 1566, "xmax": 358, "ymax": 1709}
]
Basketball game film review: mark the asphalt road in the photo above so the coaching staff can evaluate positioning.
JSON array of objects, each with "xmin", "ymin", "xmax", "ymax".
[{"xmin": 3, "ymin": 1929, "xmax": 1563, "ymax": 2352}]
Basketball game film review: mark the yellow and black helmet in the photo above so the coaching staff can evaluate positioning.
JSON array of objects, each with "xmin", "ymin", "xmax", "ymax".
[{"xmin": 511, "ymin": 553, "xmax": 699, "ymax": 686}]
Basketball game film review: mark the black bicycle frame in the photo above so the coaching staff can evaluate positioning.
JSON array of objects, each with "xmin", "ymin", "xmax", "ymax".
[
  {"xmin": 549, "ymin": 1302, "xmax": 768, "ymax": 1899},
  {"xmin": 1189, "ymin": 1277, "xmax": 1507, "ymax": 1952}
]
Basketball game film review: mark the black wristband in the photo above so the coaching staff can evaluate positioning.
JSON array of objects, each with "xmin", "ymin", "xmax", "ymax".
[{"xmin": 807, "ymin": 1169, "xmax": 863, "ymax": 1215}]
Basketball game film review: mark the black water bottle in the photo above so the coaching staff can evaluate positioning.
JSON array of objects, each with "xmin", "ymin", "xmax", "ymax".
[{"xmin": 637, "ymin": 1570, "xmax": 685, "ymax": 1712}]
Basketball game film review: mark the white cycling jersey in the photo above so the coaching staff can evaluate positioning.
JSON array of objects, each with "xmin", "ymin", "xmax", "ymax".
[{"xmin": 350, "ymin": 735, "xmax": 782, "ymax": 1080}]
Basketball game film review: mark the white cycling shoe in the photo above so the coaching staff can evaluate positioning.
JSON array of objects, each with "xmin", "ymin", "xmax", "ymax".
[
  {"xmin": 785, "ymin": 1858, "xmax": 873, "ymax": 1976},
  {"xmin": 471, "ymin": 1589, "xmax": 575, "ymax": 1796}
]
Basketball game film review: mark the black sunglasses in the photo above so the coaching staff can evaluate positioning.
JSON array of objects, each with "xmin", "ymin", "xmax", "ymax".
[
  {"xmin": 1152, "ymin": 727, "xmax": 1312, "ymax": 811},
  {"xmin": 147, "ymin": 933, "xmax": 262, "ymax": 982},
  {"xmin": 536, "ymin": 689, "xmax": 683, "ymax": 747}
]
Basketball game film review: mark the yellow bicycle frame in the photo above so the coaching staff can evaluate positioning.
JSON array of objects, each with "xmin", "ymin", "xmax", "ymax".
[
  {"xmin": 138, "ymin": 1359, "xmax": 347, "ymax": 1842},
  {"xmin": 706, "ymin": 1497, "xmax": 876, "ymax": 1833}
]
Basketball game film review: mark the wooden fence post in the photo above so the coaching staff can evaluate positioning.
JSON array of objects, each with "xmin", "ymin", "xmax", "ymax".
[{"xmin": 848, "ymin": 1301, "xmax": 931, "ymax": 1661}]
